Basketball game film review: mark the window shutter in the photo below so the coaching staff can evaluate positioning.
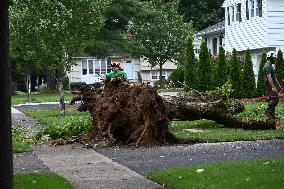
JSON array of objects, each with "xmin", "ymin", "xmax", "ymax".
[
  {"xmin": 227, "ymin": 7, "xmax": 230, "ymax": 25},
  {"xmin": 239, "ymin": 4, "xmax": 242, "ymax": 22},
  {"xmin": 246, "ymin": 0, "xmax": 249, "ymax": 20},
  {"xmin": 259, "ymin": 0, "xmax": 262, "ymax": 17}
]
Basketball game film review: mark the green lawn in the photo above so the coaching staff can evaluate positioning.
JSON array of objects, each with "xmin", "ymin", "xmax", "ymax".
[
  {"xmin": 148, "ymin": 157, "xmax": 284, "ymax": 189},
  {"xmin": 14, "ymin": 173, "xmax": 75, "ymax": 189},
  {"xmin": 12, "ymin": 91, "xmax": 74, "ymax": 105},
  {"xmin": 171, "ymin": 102, "xmax": 284, "ymax": 142},
  {"xmin": 22, "ymin": 108, "xmax": 92, "ymax": 140},
  {"xmin": 22, "ymin": 102, "xmax": 284, "ymax": 142},
  {"xmin": 12, "ymin": 127, "xmax": 31, "ymax": 153}
]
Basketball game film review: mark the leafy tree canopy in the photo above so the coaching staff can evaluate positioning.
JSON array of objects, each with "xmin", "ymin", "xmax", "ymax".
[{"xmin": 178, "ymin": 0, "xmax": 224, "ymax": 30}]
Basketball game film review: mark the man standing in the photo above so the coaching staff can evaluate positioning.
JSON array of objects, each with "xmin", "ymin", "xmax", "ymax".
[{"xmin": 263, "ymin": 51, "xmax": 283, "ymax": 118}]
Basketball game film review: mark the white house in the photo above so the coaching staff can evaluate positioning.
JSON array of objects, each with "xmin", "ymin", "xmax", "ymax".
[
  {"xmin": 223, "ymin": 0, "xmax": 284, "ymax": 79},
  {"xmin": 196, "ymin": 0, "xmax": 284, "ymax": 82},
  {"xmin": 196, "ymin": 21, "xmax": 225, "ymax": 56},
  {"xmin": 66, "ymin": 56, "xmax": 177, "ymax": 86}
]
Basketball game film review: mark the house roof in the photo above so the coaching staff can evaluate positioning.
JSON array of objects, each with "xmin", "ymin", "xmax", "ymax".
[
  {"xmin": 196, "ymin": 20, "xmax": 225, "ymax": 37},
  {"xmin": 222, "ymin": 0, "xmax": 242, "ymax": 7}
]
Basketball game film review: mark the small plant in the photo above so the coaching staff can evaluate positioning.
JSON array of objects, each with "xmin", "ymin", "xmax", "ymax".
[
  {"xmin": 36, "ymin": 116, "xmax": 92, "ymax": 140},
  {"xmin": 215, "ymin": 80, "xmax": 233, "ymax": 101}
]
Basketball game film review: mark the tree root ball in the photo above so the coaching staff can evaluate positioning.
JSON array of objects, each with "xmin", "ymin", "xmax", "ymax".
[{"xmin": 70, "ymin": 80, "xmax": 178, "ymax": 146}]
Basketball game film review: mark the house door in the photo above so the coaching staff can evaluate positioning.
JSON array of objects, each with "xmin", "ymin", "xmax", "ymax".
[{"xmin": 123, "ymin": 60, "xmax": 134, "ymax": 79}]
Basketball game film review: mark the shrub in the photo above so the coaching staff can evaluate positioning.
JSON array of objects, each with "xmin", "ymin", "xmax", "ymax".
[
  {"xmin": 183, "ymin": 36, "xmax": 195, "ymax": 91},
  {"xmin": 69, "ymin": 82, "xmax": 86, "ymax": 90},
  {"xmin": 242, "ymin": 49, "xmax": 256, "ymax": 98},
  {"xmin": 229, "ymin": 49, "xmax": 243, "ymax": 98},
  {"xmin": 215, "ymin": 80, "xmax": 233, "ymax": 101},
  {"xmin": 36, "ymin": 116, "xmax": 92, "ymax": 140},
  {"xmin": 257, "ymin": 51, "xmax": 267, "ymax": 96},
  {"xmin": 197, "ymin": 40, "xmax": 212, "ymax": 92},
  {"xmin": 276, "ymin": 49, "xmax": 284, "ymax": 88},
  {"xmin": 215, "ymin": 46, "xmax": 228, "ymax": 88},
  {"xmin": 169, "ymin": 65, "xmax": 184, "ymax": 88},
  {"xmin": 153, "ymin": 79, "xmax": 170, "ymax": 89}
]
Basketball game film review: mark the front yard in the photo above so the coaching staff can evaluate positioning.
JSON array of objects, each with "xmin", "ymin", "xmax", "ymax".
[{"xmin": 21, "ymin": 102, "xmax": 284, "ymax": 143}]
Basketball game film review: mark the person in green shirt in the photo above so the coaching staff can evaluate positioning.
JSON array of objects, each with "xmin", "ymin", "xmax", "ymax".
[
  {"xmin": 263, "ymin": 51, "xmax": 283, "ymax": 118},
  {"xmin": 105, "ymin": 62, "xmax": 128, "ymax": 81}
]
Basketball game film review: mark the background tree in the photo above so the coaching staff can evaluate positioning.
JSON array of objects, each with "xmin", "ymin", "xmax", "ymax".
[
  {"xmin": 229, "ymin": 49, "xmax": 242, "ymax": 98},
  {"xmin": 275, "ymin": 49, "xmax": 284, "ymax": 88},
  {"xmin": 131, "ymin": 0, "xmax": 193, "ymax": 83},
  {"xmin": 84, "ymin": 0, "xmax": 139, "ymax": 57},
  {"xmin": 257, "ymin": 51, "xmax": 267, "ymax": 96},
  {"xmin": 10, "ymin": 1, "xmax": 44, "ymax": 100},
  {"xmin": 183, "ymin": 36, "xmax": 195, "ymax": 91},
  {"xmin": 10, "ymin": 0, "xmax": 111, "ymax": 115},
  {"xmin": 242, "ymin": 49, "xmax": 256, "ymax": 98},
  {"xmin": 197, "ymin": 41, "xmax": 212, "ymax": 92},
  {"xmin": 215, "ymin": 46, "xmax": 227, "ymax": 88},
  {"xmin": 178, "ymin": 0, "xmax": 224, "ymax": 30}
]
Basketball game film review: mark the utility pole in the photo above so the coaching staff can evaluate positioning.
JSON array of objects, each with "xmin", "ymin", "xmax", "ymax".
[{"xmin": 0, "ymin": 0, "xmax": 13, "ymax": 188}]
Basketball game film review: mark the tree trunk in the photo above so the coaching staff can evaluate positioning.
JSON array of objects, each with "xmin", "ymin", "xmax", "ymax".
[
  {"xmin": 58, "ymin": 80, "xmax": 65, "ymax": 116},
  {"xmin": 70, "ymin": 82, "xmax": 276, "ymax": 146},
  {"xmin": 46, "ymin": 72, "xmax": 57, "ymax": 91},
  {"xmin": 25, "ymin": 73, "xmax": 32, "ymax": 101},
  {"xmin": 0, "ymin": 0, "xmax": 13, "ymax": 187},
  {"xmin": 163, "ymin": 91, "xmax": 276, "ymax": 129}
]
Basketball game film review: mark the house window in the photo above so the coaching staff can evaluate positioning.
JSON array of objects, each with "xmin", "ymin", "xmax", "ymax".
[
  {"xmin": 88, "ymin": 60, "xmax": 93, "ymax": 74},
  {"xmin": 251, "ymin": 0, "xmax": 255, "ymax": 18},
  {"xmin": 151, "ymin": 71, "xmax": 166, "ymax": 80},
  {"xmin": 82, "ymin": 60, "xmax": 87, "ymax": 75},
  {"xmin": 101, "ymin": 60, "xmax": 107, "ymax": 74},
  {"xmin": 151, "ymin": 72, "xmax": 158, "ymax": 80},
  {"xmin": 94, "ymin": 60, "xmax": 100, "ymax": 74},
  {"xmin": 236, "ymin": 3, "xmax": 242, "ymax": 22}
]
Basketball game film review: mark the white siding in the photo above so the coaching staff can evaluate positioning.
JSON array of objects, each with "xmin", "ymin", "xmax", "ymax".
[
  {"xmin": 225, "ymin": 0, "xmax": 268, "ymax": 52},
  {"xmin": 267, "ymin": 0, "xmax": 284, "ymax": 50}
]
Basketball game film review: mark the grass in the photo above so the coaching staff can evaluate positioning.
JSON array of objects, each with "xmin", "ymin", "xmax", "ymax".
[
  {"xmin": 148, "ymin": 157, "xmax": 284, "ymax": 189},
  {"xmin": 12, "ymin": 127, "xmax": 31, "ymax": 153},
  {"xmin": 21, "ymin": 102, "xmax": 284, "ymax": 142},
  {"xmin": 171, "ymin": 102, "xmax": 284, "ymax": 142},
  {"xmin": 14, "ymin": 173, "xmax": 75, "ymax": 189},
  {"xmin": 22, "ymin": 108, "xmax": 92, "ymax": 140},
  {"xmin": 12, "ymin": 91, "xmax": 74, "ymax": 105}
]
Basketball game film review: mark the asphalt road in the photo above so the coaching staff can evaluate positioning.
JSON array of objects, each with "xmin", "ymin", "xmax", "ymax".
[{"xmin": 96, "ymin": 139, "xmax": 284, "ymax": 175}]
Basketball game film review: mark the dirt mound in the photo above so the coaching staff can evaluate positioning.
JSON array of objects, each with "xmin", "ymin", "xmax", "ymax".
[{"xmin": 70, "ymin": 79, "xmax": 177, "ymax": 146}]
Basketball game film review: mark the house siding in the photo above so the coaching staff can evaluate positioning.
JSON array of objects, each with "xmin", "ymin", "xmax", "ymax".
[
  {"xmin": 267, "ymin": 0, "xmax": 284, "ymax": 51},
  {"xmin": 224, "ymin": 0, "xmax": 268, "ymax": 52}
]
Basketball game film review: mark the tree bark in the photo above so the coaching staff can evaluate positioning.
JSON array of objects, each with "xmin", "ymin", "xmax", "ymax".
[
  {"xmin": 163, "ymin": 91, "xmax": 276, "ymax": 129},
  {"xmin": 0, "ymin": 0, "xmax": 13, "ymax": 188},
  {"xmin": 24, "ymin": 73, "xmax": 32, "ymax": 101},
  {"xmin": 58, "ymin": 80, "xmax": 65, "ymax": 116}
]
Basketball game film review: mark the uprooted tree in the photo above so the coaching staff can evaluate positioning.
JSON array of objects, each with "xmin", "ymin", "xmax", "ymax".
[{"xmin": 70, "ymin": 79, "xmax": 277, "ymax": 146}]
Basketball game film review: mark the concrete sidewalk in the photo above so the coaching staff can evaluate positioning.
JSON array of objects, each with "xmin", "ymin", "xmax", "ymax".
[
  {"xmin": 12, "ymin": 107, "xmax": 162, "ymax": 189},
  {"xmin": 32, "ymin": 144, "xmax": 163, "ymax": 189}
]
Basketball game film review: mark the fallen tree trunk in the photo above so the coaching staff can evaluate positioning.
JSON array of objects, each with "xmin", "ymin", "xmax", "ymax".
[
  {"xmin": 163, "ymin": 90, "xmax": 276, "ymax": 130},
  {"xmin": 70, "ymin": 81, "xmax": 276, "ymax": 146}
]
